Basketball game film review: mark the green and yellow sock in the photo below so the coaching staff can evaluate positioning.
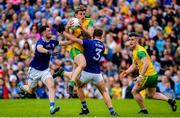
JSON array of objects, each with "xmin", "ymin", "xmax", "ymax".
[{"xmin": 70, "ymin": 80, "xmax": 75, "ymax": 87}]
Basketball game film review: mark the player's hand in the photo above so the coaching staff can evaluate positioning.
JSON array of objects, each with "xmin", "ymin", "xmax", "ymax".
[
  {"xmin": 66, "ymin": 20, "xmax": 73, "ymax": 29},
  {"xmin": 48, "ymin": 50, "xmax": 59, "ymax": 56},
  {"xmin": 135, "ymin": 75, "xmax": 143, "ymax": 83},
  {"xmin": 119, "ymin": 71, "xmax": 127, "ymax": 79}
]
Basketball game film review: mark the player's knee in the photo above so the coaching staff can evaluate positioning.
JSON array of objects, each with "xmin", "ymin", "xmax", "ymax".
[
  {"xmin": 147, "ymin": 93, "xmax": 154, "ymax": 98},
  {"xmin": 47, "ymin": 82, "xmax": 55, "ymax": 91},
  {"xmin": 75, "ymin": 55, "xmax": 86, "ymax": 69},
  {"xmin": 131, "ymin": 89, "xmax": 137, "ymax": 95},
  {"xmin": 49, "ymin": 86, "xmax": 55, "ymax": 91},
  {"xmin": 131, "ymin": 89, "xmax": 134, "ymax": 95},
  {"xmin": 76, "ymin": 79, "xmax": 84, "ymax": 88},
  {"xmin": 97, "ymin": 84, "xmax": 106, "ymax": 94}
]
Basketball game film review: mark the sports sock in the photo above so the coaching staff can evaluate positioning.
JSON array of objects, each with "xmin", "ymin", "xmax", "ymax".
[
  {"xmin": 109, "ymin": 107, "xmax": 115, "ymax": 114},
  {"xmin": 50, "ymin": 102, "xmax": 55, "ymax": 110},
  {"xmin": 168, "ymin": 99, "xmax": 172, "ymax": 103},
  {"xmin": 70, "ymin": 80, "xmax": 75, "ymax": 87},
  {"xmin": 81, "ymin": 101, "xmax": 87, "ymax": 109}
]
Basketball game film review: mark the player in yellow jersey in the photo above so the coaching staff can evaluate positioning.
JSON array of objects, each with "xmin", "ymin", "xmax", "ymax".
[
  {"xmin": 120, "ymin": 32, "xmax": 177, "ymax": 114},
  {"xmin": 64, "ymin": 5, "xmax": 94, "ymax": 96}
]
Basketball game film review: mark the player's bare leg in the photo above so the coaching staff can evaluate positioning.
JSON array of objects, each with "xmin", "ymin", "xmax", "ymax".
[
  {"xmin": 44, "ymin": 77, "xmax": 60, "ymax": 115},
  {"xmin": 147, "ymin": 88, "xmax": 177, "ymax": 112},
  {"xmin": 69, "ymin": 54, "xmax": 86, "ymax": 96},
  {"xmin": 64, "ymin": 72, "xmax": 72, "ymax": 79},
  {"xmin": 53, "ymin": 67, "xmax": 72, "ymax": 79},
  {"xmin": 53, "ymin": 68, "xmax": 75, "ymax": 97},
  {"xmin": 96, "ymin": 80, "xmax": 117, "ymax": 116},
  {"xmin": 77, "ymin": 84, "xmax": 90, "ymax": 115},
  {"xmin": 131, "ymin": 84, "xmax": 148, "ymax": 114},
  {"xmin": 147, "ymin": 88, "xmax": 168, "ymax": 101}
]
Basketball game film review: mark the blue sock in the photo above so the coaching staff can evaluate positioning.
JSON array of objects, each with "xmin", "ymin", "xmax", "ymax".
[
  {"xmin": 81, "ymin": 101, "xmax": 87, "ymax": 109},
  {"xmin": 109, "ymin": 107, "xmax": 115, "ymax": 114},
  {"xmin": 50, "ymin": 102, "xmax": 55, "ymax": 110}
]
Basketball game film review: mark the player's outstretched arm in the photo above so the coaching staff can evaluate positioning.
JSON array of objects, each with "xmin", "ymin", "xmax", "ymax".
[
  {"xmin": 57, "ymin": 32, "xmax": 72, "ymax": 46},
  {"xmin": 59, "ymin": 40, "xmax": 72, "ymax": 46},
  {"xmin": 63, "ymin": 31, "xmax": 83, "ymax": 45},
  {"xmin": 37, "ymin": 45, "xmax": 49, "ymax": 54}
]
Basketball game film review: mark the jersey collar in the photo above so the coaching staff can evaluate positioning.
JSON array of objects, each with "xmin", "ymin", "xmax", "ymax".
[{"xmin": 42, "ymin": 37, "xmax": 50, "ymax": 42}]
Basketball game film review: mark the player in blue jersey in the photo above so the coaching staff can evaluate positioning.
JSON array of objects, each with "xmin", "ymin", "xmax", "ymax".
[
  {"xmin": 54, "ymin": 29, "xmax": 117, "ymax": 116},
  {"xmin": 19, "ymin": 25, "xmax": 71, "ymax": 115}
]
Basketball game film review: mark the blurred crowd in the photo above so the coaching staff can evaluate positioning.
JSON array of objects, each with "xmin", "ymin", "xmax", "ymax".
[{"xmin": 0, "ymin": 0, "xmax": 179, "ymax": 100}]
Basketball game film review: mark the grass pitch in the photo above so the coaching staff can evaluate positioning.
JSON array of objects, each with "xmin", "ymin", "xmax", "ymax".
[{"xmin": 0, "ymin": 99, "xmax": 179, "ymax": 117}]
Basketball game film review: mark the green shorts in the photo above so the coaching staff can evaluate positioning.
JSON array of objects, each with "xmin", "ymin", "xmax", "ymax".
[
  {"xmin": 69, "ymin": 48, "xmax": 82, "ymax": 60},
  {"xmin": 140, "ymin": 74, "xmax": 158, "ymax": 88}
]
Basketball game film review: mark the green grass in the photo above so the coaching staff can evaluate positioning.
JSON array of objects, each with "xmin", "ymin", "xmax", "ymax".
[{"xmin": 0, "ymin": 99, "xmax": 179, "ymax": 117}]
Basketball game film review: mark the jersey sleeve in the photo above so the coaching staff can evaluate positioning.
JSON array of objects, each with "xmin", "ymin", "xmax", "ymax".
[
  {"xmin": 87, "ymin": 18, "xmax": 94, "ymax": 28},
  {"xmin": 36, "ymin": 40, "xmax": 43, "ymax": 46},
  {"xmin": 137, "ymin": 51, "xmax": 146, "ymax": 59}
]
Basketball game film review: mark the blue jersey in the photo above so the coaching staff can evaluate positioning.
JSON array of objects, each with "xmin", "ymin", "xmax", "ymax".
[
  {"xmin": 30, "ymin": 38, "xmax": 59, "ymax": 70},
  {"xmin": 82, "ymin": 39, "xmax": 105, "ymax": 74}
]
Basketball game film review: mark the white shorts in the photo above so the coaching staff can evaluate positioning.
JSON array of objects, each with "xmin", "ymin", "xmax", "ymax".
[
  {"xmin": 27, "ymin": 67, "xmax": 52, "ymax": 88},
  {"xmin": 80, "ymin": 71, "xmax": 103, "ymax": 85}
]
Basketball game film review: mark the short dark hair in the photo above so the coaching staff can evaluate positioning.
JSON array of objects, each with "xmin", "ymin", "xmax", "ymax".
[
  {"xmin": 57, "ymin": 24, "xmax": 65, "ymax": 33},
  {"xmin": 128, "ymin": 32, "xmax": 139, "ymax": 37},
  {"xmin": 75, "ymin": 5, "xmax": 86, "ymax": 14},
  {"xmin": 39, "ymin": 25, "xmax": 49, "ymax": 34},
  {"xmin": 93, "ymin": 29, "xmax": 103, "ymax": 37}
]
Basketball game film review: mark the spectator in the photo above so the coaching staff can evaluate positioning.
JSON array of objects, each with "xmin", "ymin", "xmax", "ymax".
[
  {"xmin": 149, "ymin": 18, "xmax": 162, "ymax": 39},
  {"xmin": 0, "ymin": 77, "xmax": 3, "ymax": 99},
  {"xmin": 16, "ymin": 20, "xmax": 30, "ymax": 39},
  {"xmin": 36, "ymin": 81, "xmax": 48, "ymax": 98},
  {"xmin": 29, "ymin": 24, "xmax": 40, "ymax": 40},
  {"xmin": 174, "ymin": 70, "xmax": 180, "ymax": 99},
  {"xmin": 155, "ymin": 28, "xmax": 166, "ymax": 56},
  {"xmin": 10, "ymin": 80, "xmax": 20, "ymax": 99},
  {"xmin": 160, "ymin": 51, "xmax": 174, "ymax": 74},
  {"xmin": 147, "ymin": 40, "xmax": 159, "ymax": 60},
  {"xmin": 151, "ymin": 55, "xmax": 161, "ymax": 74},
  {"xmin": 112, "ymin": 81, "xmax": 121, "ymax": 99},
  {"xmin": 158, "ymin": 75, "xmax": 174, "ymax": 98},
  {"xmin": 174, "ymin": 46, "xmax": 180, "ymax": 65},
  {"xmin": 112, "ymin": 45, "xmax": 122, "ymax": 67},
  {"xmin": 173, "ymin": 15, "xmax": 180, "ymax": 40},
  {"xmin": 121, "ymin": 78, "xmax": 128, "ymax": 99}
]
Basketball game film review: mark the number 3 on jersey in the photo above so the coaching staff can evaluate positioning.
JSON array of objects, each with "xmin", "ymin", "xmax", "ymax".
[{"xmin": 93, "ymin": 48, "xmax": 103, "ymax": 61}]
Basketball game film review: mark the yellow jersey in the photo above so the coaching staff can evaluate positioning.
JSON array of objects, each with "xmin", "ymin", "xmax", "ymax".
[
  {"xmin": 132, "ymin": 45, "xmax": 157, "ymax": 76},
  {"xmin": 71, "ymin": 18, "xmax": 94, "ymax": 52},
  {"xmin": 112, "ymin": 87, "xmax": 121, "ymax": 99}
]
